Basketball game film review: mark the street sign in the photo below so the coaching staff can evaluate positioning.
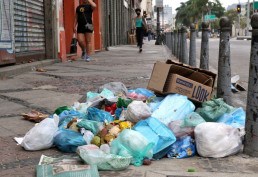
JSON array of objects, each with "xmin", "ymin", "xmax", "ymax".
[
  {"xmin": 204, "ymin": 15, "xmax": 216, "ymax": 21},
  {"xmin": 254, "ymin": 1, "xmax": 258, "ymax": 10},
  {"xmin": 156, "ymin": 0, "xmax": 163, "ymax": 8}
]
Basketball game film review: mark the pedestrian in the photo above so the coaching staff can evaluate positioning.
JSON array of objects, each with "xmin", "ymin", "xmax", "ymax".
[
  {"xmin": 148, "ymin": 28, "xmax": 152, "ymax": 41},
  {"xmin": 133, "ymin": 8, "xmax": 147, "ymax": 53},
  {"xmin": 73, "ymin": 0, "xmax": 96, "ymax": 62}
]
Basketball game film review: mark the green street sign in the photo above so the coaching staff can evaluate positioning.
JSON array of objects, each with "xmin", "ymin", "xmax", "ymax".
[
  {"xmin": 254, "ymin": 1, "xmax": 258, "ymax": 10},
  {"xmin": 204, "ymin": 14, "xmax": 216, "ymax": 21}
]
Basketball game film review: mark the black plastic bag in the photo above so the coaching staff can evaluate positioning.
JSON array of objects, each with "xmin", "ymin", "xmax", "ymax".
[{"xmin": 70, "ymin": 34, "xmax": 77, "ymax": 54}]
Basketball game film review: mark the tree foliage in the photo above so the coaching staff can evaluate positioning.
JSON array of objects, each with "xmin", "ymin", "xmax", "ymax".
[{"xmin": 175, "ymin": 0, "xmax": 225, "ymax": 27}]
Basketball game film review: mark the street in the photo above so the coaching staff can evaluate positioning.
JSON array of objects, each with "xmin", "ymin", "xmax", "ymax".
[{"xmin": 0, "ymin": 40, "xmax": 258, "ymax": 177}]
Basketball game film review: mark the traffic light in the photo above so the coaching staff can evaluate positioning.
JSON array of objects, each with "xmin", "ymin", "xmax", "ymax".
[{"xmin": 237, "ymin": 4, "xmax": 241, "ymax": 13}]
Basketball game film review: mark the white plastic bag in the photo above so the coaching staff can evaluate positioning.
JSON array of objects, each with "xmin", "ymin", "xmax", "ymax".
[
  {"xmin": 194, "ymin": 122, "xmax": 242, "ymax": 158},
  {"xmin": 21, "ymin": 115, "xmax": 59, "ymax": 151},
  {"xmin": 151, "ymin": 94, "xmax": 195, "ymax": 126},
  {"xmin": 125, "ymin": 101, "xmax": 151, "ymax": 123}
]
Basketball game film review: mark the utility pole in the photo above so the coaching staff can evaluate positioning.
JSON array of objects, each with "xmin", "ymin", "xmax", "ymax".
[
  {"xmin": 155, "ymin": 7, "xmax": 162, "ymax": 45},
  {"xmin": 247, "ymin": 0, "xmax": 250, "ymax": 36}
]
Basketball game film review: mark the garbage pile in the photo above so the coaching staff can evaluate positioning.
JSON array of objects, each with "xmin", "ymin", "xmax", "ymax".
[{"xmin": 15, "ymin": 82, "xmax": 246, "ymax": 176}]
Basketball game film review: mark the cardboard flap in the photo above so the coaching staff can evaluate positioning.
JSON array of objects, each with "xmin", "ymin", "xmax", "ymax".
[{"xmin": 148, "ymin": 62, "xmax": 171, "ymax": 92}]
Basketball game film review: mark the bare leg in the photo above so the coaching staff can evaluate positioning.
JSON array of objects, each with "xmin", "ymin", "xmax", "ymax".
[
  {"xmin": 77, "ymin": 33, "xmax": 87, "ymax": 53},
  {"xmin": 85, "ymin": 33, "xmax": 93, "ymax": 55}
]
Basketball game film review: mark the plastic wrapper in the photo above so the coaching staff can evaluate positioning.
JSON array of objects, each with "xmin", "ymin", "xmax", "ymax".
[
  {"xmin": 127, "ymin": 88, "xmax": 155, "ymax": 101},
  {"xmin": 181, "ymin": 112, "xmax": 206, "ymax": 127},
  {"xmin": 125, "ymin": 101, "xmax": 152, "ymax": 123},
  {"xmin": 151, "ymin": 94, "xmax": 195, "ymax": 126},
  {"xmin": 133, "ymin": 117, "xmax": 176, "ymax": 159},
  {"xmin": 98, "ymin": 82, "xmax": 128, "ymax": 96},
  {"xmin": 196, "ymin": 98, "xmax": 235, "ymax": 122},
  {"xmin": 194, "ymin": 122, "xmax": 242, "ymax": 158},
  {"xmin": 54, "ymin": 129, "xmax": 86, "ymax": 153},
  {"xmin": 167, "ymin": 136, "xmax": 196, "ymax": 159},
  {"xmin": 77, "ymin": 144, "xmax": 131, "ymax": 171},
  {"xmin": 77, "ymin": 119, "xmax": 104, "ymax": 135},
  {"xmin": 21, "ymin": 116, "xmax": 59, "ymax": 151},
  {"xmin": 217, "ymin": 107, "xmax": 245, "ymax": 128},
  {"xmin": 86, "ymin": 107, "xmax": 114, "ymax": 123},
  {"xmin": 111, "ymin": 129, "xmax": 154, "ymax": 166},
  {"xmin": 168, "ymin": 120, "xmax": 194, "ymax": 138}
]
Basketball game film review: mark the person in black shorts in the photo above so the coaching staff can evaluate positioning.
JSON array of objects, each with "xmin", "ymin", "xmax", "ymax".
[{"xmin": 73, "ymin": 0, "xmax": 96, "ymax": 61}]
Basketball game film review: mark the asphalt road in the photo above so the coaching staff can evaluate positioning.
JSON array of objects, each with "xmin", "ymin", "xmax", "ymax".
[{"xmin": 196, "ymin": 38, "xmax": 251, "ymax": 82}]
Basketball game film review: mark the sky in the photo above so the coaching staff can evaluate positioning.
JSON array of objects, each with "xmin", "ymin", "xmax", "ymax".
[{"xmin": 157, "ymin": 0, "xmax": 249, "ymax": 14}]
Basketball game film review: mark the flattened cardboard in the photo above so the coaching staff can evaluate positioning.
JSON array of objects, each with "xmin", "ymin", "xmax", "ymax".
[{"xmin": 147, "ymin": 60, "xmax": 216, "ymax": 102}]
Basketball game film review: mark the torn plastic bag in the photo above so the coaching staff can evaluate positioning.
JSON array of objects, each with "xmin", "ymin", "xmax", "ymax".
[
  {"xmin": 86, "ymin": 107, "xmax": 114, "ymax": 123},
  {"xmin": 194, "ymin": 122, "xmax": 242, "ymax": 158},
  {"xmin": 125, "ymin": 101, "xmax": 152, "ymax": 123},
  {"xmin": 127, "ymin": 88, "xmax": 155, "ymax": 101},
  {"xmin": 151, "ymin": 94, "xmax": 195, "ymax": 126},
  {"xmin": 217, "ymin": 107, "xmax": 245, "ymax": 128},
  {"xmin": 21, "ymin": 116, "xmax": 59, "ymax": 151},
  {"xmin": 167, "ymin": 136, "xmax": 196, "ymax": 159},
  {"xmin": 77, "ymin": 145, "xmax": 132, "ymax": 171},
  {"xmin": 181, "ymin": 112, "xmax": 206, "ymax": 127},
  {"xmin": 58, "ymin": 109, "xmax": 83, "ymax": 128},
  {"xmin": 87, "ymin": 88, "xmax": 115, "ymax": 101},
  {"xmin": 110, "ymin": 129, "xmax": 154, "ymax": 166},
  {"xmin": 133, "ymin": 117, "xmax": 176, "ymax": 159},
  {"xmin": 196, "ymin": 98, "xmax": 235, "ymax": 122},
  {"xmin": 54, "ymin": 129, "xmax": 86, "ymax": 153},
  {"xmin": 77, "ymin": 119, "xmax": 104, "ymax": 135},
  {"xmin": 98, "ymin": 82, "xmax": 128, "ymax": 96},
  {"xmin": 168, "ymin": 120, "xmax": 194, "ymax": 138}
]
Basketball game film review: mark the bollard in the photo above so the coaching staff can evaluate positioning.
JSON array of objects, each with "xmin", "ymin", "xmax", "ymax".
[
  {"xmin": 181, "ymin": 26, "xmax": 189, "ymax": 64},
  {"xmin": 244, "ymin": 13, "xmax": 258, "ymax": 157},
  {"xmin": 177, "ymin": 28, "xmax": 181, "ymax": 59},
  {"xmin": 171, "ymin": 31, "xmax": 174, "ymax": 54},
  {"xmin": 189, "ymin": 23, "xmax": 196, "ymax": 67},
  {"xmin": 174, "ymin": 30, "xmax": 178, "ymax": 57},
  {"xmin": 217, "ymin": 17, "xmax": 232, "ymax": 105},
  {"xmin": 172, "ymin": 30, "xmax": 176, "ymax": 55},
  {"xmin": 200, "ymin": 22, "xmax": 210, "ymax": 70}
]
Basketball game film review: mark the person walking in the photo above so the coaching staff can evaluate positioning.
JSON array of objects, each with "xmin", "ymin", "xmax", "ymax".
[
  {"xmin": 73, "ymin": 0, "xmax": 96, "ymax": 62},
  {"xmin": 133, "ymin": 8, "xmax": 146, "ymax": 53}
]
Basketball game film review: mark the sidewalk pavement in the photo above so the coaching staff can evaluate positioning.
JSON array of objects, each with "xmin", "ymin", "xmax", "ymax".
[{"xmin": 0, "ymin": 40, "xmax": 257, "ymax": 177}]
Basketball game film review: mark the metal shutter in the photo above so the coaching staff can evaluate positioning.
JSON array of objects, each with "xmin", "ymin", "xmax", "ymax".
[{"xmin": 13, "ymin": 0, "xmax": 45, "ymax": 54}]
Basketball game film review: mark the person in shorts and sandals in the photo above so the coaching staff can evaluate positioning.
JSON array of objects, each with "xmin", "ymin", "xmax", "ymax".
[
  {"xmin": 133, "ymin": 8, "xmax": 147, "ymax": 53},
  {"xmin": 73, "ymin": 0, "xmax": 96, "ymax": 62}
]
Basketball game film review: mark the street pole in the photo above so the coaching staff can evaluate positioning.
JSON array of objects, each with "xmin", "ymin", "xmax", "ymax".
[
  {"xmin": 217, "ymin": 17, "xmax": 232, "ymax": 105},
  {"xmin": 200, "ymin": 22, "xmax": 209, "ymax": 70},
  {"xmin": 189, "ymin": 23, "xmax": 196, "ymax": 67},
  {"xmin": 155, "ymin": 7, "xmax": 162, "ymax": 45},
  {"xmin": 247, "ymin": 0, "xmax": 250, "ymax": 36},
  {"xmin": 244, "ymin": 13, "xmax": 258, "ymax": 157},
  {"xmin": 238, "ymin": 13, "xmax": 241, "ymax": 36},
  {"xmin": 181, "ymin": 26, "xmax": 188, "ymax": 64}
]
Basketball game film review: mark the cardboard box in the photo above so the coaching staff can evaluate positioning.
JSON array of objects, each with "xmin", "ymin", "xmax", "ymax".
[{"xmin": 147, "ymin": 60, "xmax": 216, "ymax": 102}]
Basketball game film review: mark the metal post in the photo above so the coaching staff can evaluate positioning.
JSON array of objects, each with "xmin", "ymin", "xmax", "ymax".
[
  {"xmin": 247, "ymin": 0, "xmax": 250, "ymax": 36},
  {"xmin": 244, "ymin": 13, "xmax": 258, "ymax": 156},
  {"xmin": 171, "ymin": 31, "xmax": 174, "ymax": 54},
  {"xmin": 189, "ymin": 23, "xmax": 196, "ymax": 67},
  {"xmin": 200, "ymin": 22, "xmax": 210, "ymax": 70},
  {"xmin": 217, "ymin": 17, "xmax": 232, "ymax": 104},
  {"xmin": 155, "ymin": 7, "xmax": 162, "ymax": 45},
  {"xmin": 174, "ymin": 29, "xmax": 178, "ymax": 57},
  {"xmin": 181, "ymin": 26, "xmax": 188, "ymax": 64},
  {"xmin": 177, "ymin": 28, "xmax": 181, "ymax": 60}
]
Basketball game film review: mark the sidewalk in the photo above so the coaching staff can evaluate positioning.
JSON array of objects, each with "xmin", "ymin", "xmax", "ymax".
[{"xmin": 0, "ymin": 40, "xmax": 257, "ymax": 177}]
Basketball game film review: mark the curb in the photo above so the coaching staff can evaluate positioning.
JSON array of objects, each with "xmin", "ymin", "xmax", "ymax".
[{"xmin": 0, "ymin": 59, "xmax": 60, "ymax": 80}]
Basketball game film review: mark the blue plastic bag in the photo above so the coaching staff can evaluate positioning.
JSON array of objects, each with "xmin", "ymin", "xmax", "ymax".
[
  {"xmin": 148, "ymin": 97, "xmax": 164, "ymax": 112},
  {"xmin": 133, "ymin": 117, "xmax": 176, "ymax": 159},
  {"xmin": 54, "ymin": 129, "xmax": 86, "ymax": 153},
  {"xmin": 151, "ymin": 94, "xmax": 195, "ymax": 126},
  {"xmin": 217, "ymin": 107, "xmax": 245, "ymax": 128},
  {"xmin": 58, "ymin": 110, "xmax": 83, "ymax": 128},
  {"xmin": 167, "ymin": 136, "xmax": 196, "ymax": 159},
  {"xmin": 86, "ymin": 107, "xmax": 114, "ymax": 123},
  {"xmin": 128, "ymin": 88, "xmax": 155, "ymax": 98}
]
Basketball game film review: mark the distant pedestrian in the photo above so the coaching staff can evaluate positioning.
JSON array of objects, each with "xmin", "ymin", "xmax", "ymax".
[
  {"xmin": 147, "ymin": 28, "xmax": 152, "ymax": 41},
  {"xmin": 133, "ymin": 8, "xmax": 147, "ymax": 53},
  {"xmin": 73, "ymin": 0, "xmax": 96, "ymax": 62}
]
